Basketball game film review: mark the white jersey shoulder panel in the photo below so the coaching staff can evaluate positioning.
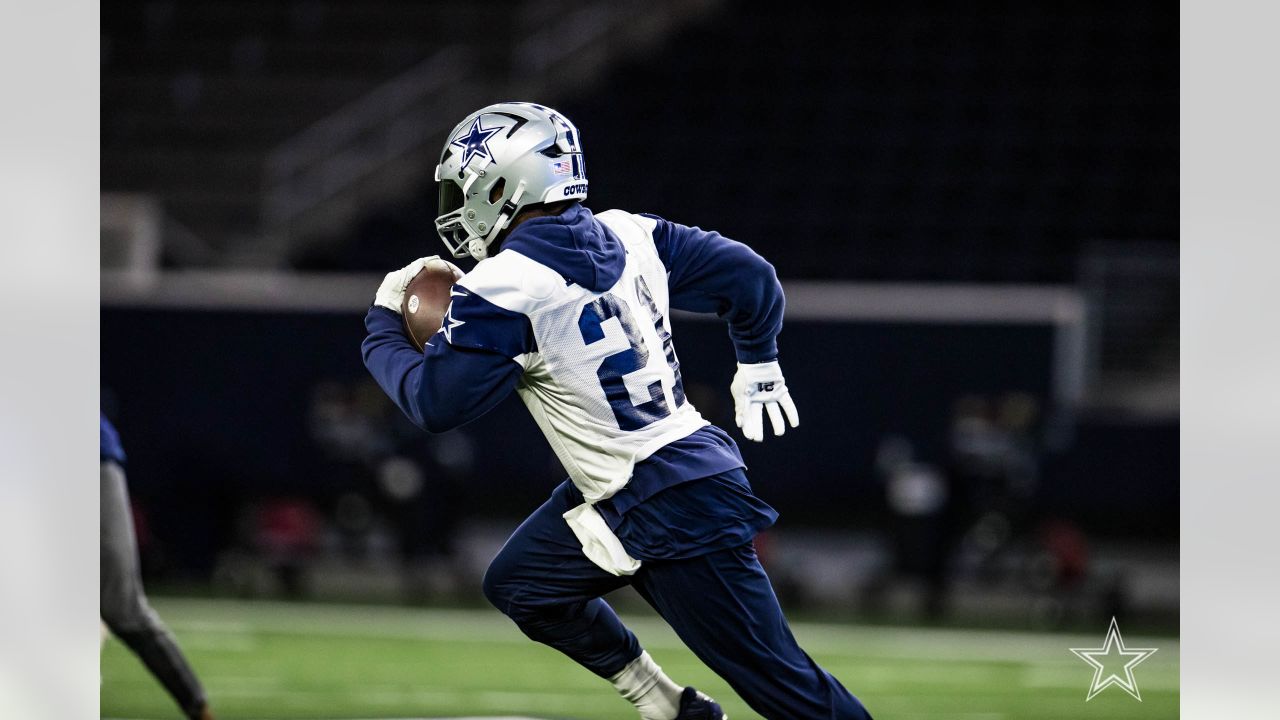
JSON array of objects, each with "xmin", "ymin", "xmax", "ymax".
[{"xmin": 456, "ymin": 249, "xmax": 563, "ymax": 315}]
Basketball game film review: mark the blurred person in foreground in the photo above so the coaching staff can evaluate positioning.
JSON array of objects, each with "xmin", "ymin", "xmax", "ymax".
[
  {"xmin": 362, "ymin": 103, "xmax": 872, "ymax": 719},
  {"xmin": 100, "ymin": 412, "xmax": 214, "ymax": 720}
]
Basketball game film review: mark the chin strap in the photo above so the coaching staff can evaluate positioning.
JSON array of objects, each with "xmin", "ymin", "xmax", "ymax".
[{"xmin": 468, "ymin": 180, "xmax": 528, "ymax": 261}]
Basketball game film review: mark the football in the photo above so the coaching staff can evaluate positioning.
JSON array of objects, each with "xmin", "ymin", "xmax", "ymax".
[{"xmin": 401, "ymin": 257, "xmax": 465, "ymax": 350}]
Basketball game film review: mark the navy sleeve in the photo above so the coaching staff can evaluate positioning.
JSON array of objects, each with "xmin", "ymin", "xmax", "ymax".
[
  {"xmin": 642, "ymin": 214, "xmax": 784, "ymax": 363},
  {"xmin": 361, "ymin": 306, "xmax": 525, "ymax": 433}
]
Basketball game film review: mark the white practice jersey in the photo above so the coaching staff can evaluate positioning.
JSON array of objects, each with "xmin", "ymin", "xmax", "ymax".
[{"xmin": 453, "ymin": 210, "xmax": 707, "ymax": 503}]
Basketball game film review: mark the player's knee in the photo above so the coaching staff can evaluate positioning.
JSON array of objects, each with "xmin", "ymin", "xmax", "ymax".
[
  {"xmin": 101, "ymin": 593, "xmax": 159, "ymax": 635},
  {"xmin": 482, "ymin": 560, "xmax": 552, "ymax": 624}
]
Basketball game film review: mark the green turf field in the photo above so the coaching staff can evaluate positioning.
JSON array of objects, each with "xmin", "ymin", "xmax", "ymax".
[{"xmin": 102, "ymin": 597, "xmax": 1178, "ymax": 719}]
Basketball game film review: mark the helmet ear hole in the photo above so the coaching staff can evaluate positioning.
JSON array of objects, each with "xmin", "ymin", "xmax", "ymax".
[{"xmin": 488, "ymin": 177, "xmax": 506, "ymax": 204}]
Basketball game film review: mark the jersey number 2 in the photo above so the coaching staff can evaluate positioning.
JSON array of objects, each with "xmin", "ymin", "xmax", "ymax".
[{"xmin": 578, "ymin": 276, "xmax": 686, "ymax": 430}]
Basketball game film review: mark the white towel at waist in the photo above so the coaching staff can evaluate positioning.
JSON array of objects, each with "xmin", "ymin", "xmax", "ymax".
[{"xmin": 562, "ymin": 502, "xmax": 642, "ymax": 576}]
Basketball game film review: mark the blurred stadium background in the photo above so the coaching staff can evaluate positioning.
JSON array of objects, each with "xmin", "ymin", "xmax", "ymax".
[{"xmin": 99, "ymin": 1, "xmax": 1178, "ymax": 717}]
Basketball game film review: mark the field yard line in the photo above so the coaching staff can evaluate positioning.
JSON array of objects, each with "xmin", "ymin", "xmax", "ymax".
[
  {"xmin": 872, "ymin": 713, "xmax": 1005, "ymax": 720},
  {"xmin": 199, "ymin": 675, "xmax": 284, "ymax": 698},
  {"xmin": 152, "ymin": 597, "xmax": 1179, "ymax": 668},
  {"xmin": 1020, "ymin": 663, "xmax": 1180, "ymax": 691}
]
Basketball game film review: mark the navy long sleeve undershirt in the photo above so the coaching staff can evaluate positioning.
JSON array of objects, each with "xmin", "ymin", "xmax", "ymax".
[
  {"xmin": 642, "ymin": 214, "xmax": 785, "ymax": 364},
  {"xmin": 362, "ymin": 209, "xmax": 785, "ymax": 435},
  {"xmin": 361, "ymin": 306, "xmax": 523, "ymax": 433}
]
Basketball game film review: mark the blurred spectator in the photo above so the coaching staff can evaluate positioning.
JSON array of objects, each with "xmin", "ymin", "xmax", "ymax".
[
  {"xmin": 305, "ymin": 378, "xmax": 389, "ymax": 558},
  {"xmin": 950, "ymin": 393, "xmax": 1041, "ymax": 583},
  {"xmin": 1024, "ymin": 518, "xmax": 1096, "ymax": 628},
  {"xmin": 863, "ymin": 392, "xmax": 1047, "ymax": 620},
  {"xmin": 374, "ymin": 445, "xmax": 467, "ymax": 604},
  {"xmin": 1036, "ymin": 519, "xmax": 1089, "ymax": 590},
  {"xmin": 308, "ymin": 378, "xmax": 394, "ymax": 465},
  {"xmin": 253, "ymin": 498, "xmax": 322, "ymax": 598},
  {"xmin": 865, "ymin": 435, "xmax": 961, "ymax": 620},
  {"xmin": 299, "ymin": 376, "xmax": 469, "ymax": 602}
]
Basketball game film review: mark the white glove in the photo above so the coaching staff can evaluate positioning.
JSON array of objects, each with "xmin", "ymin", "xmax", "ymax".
[
  {"xmin": 731, "ymin": 360, "xmax": 800, "ymax": 442},
  {"xmin": 373, "ymin": 256, "xmax": 437, "ymax": 313}
]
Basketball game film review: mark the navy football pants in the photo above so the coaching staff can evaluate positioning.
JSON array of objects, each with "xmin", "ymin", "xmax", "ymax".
[{"xmin": 483, "ymin": 480, "xmax": 872, "ymax": 720}]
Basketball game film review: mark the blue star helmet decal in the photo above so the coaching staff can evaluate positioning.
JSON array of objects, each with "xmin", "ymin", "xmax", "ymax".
[{"xmin": 450, "ymin": 116, "xmax": 502, "ymax": 170}]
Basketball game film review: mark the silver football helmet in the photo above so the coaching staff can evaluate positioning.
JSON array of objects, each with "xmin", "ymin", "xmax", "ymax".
[{"xmin": 434, "ymin": 102, "xmax": 587, "ymax": 261}]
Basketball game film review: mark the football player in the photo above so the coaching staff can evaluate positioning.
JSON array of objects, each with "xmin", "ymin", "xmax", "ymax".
[
  {"xmin": 363, "ymin": 103, "xmax": 872, "ymax": 719},
  {"xmin": 101, "ymin": 412, "xmax": 214, "ymax": 720}
]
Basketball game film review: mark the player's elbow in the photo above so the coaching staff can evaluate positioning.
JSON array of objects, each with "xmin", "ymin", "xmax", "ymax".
[
  {"xmin": 416, "ymin": 395, "xmax": 470, "ymax": 434},
  {"xmin": 755, "ymin": 252, "xmax": 781, "ymax": 289},
  {"xmin": 731, "ymin": 241, "xmax": 782, "ymax": 291},
  {"xmin": 740, "ymin": 256, "xmax": 784, "ymax": 315},
  {"xmin": 420, "ymin": 410, "xmax": 462, "ymax": 434}
]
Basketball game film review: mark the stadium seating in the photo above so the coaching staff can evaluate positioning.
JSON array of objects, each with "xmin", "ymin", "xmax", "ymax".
[
  {"xmin": 558, "ymin": 2, "xmax": 1177, "ymax": 282},
  {"xmin": 102, "ymin": 0, "xmax": 1177, "ymax": 282},
  {"xmin": 101, "ymin": 0, "xmax": 515, "ymax": 260}
]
